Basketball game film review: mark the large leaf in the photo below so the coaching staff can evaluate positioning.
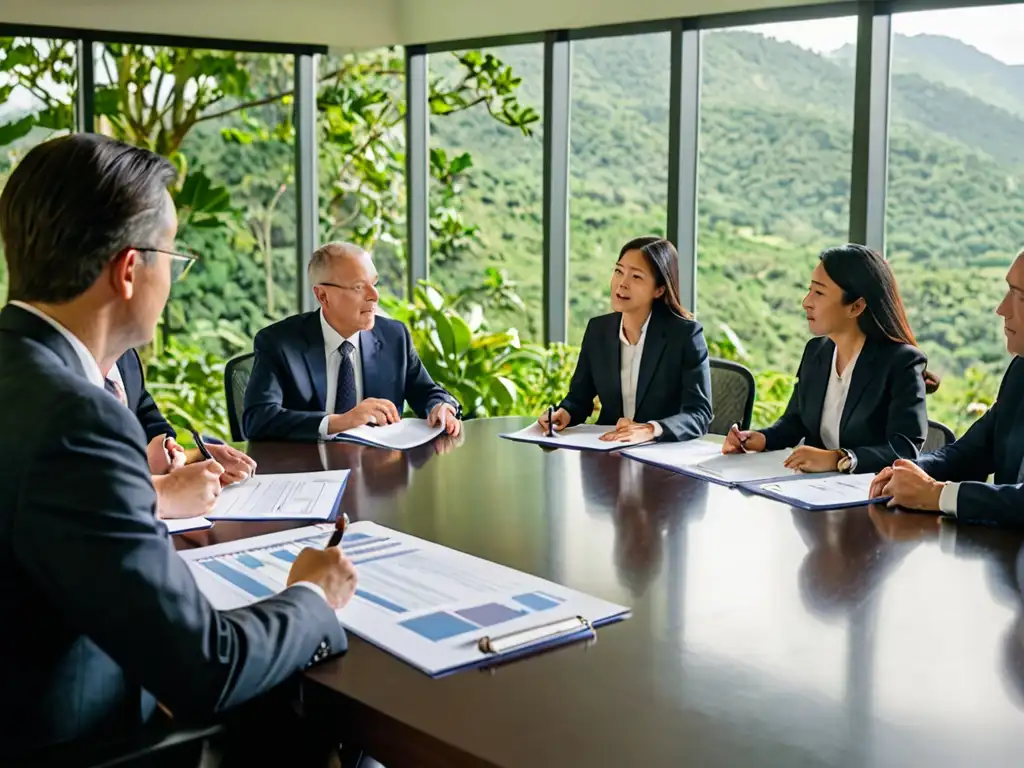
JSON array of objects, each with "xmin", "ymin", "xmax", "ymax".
[
  {"xmin": 0, "ymin": 115, "xmax": 36, "ymax": 147},
  {"xmin": 448, "ymin": 313, "xmax": 473, "ymax": 357}
]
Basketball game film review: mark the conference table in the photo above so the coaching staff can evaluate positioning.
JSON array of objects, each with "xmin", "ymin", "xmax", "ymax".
[{"xmin": 176, "ymin": 417, "xmax": 1024, "ymax": 767}]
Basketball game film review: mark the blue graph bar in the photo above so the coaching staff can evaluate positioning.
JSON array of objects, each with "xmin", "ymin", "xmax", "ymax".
[
  {"xmin": 355, "ymin": 589, "xmax": 407, "ymax": 613},
  {"xmin": 236, "ymin": 554, "xmax": 263, "ymax": 569},
  {"xmin": 512, "ymin": 592, "xmax": 560, "ymax": 611},
  {"xmin": 271, "ymin": 550, "xmax": 297, "ymax": 563},
  {"xmin": 202, "ymin": 560, "xmax": 274, "ymax": 598},
  {"xmin": 400, "ymin": 612, "xmax": 477, "ymax": 642},
  {"xmin": 352, "ymin": 549, "xmax": 417, "ymax": 566}
]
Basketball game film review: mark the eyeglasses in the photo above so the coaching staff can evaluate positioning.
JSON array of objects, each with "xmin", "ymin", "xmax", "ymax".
[
  {"xmin": 134, "ymin": 247, "xmax": 198, "ymax": 282},
  {"xmin": 316, "ymin": 281, "xmax": 378, "ymax": 294}
]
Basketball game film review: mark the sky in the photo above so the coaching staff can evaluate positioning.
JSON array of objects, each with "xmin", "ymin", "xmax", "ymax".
[{"xmin": 743, "ymin": 4, "xmax": 1024, "ymax": 65}]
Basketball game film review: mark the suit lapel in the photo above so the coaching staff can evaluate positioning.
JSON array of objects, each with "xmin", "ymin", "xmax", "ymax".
[
  {"xmin": 634, "ymin": 312, "xmax": 667, "ymax": 416},
  {"xmin": 360, "ymin": 327, "xmax": 383, "ymax": 399},
  {"xmin": 302, "ymin": 312, "xmax": 329, "ymax": 409},
  {"xmin": 839, "ymin": 339, "xmax": 880, "ymax": 434},
  {"xmin": 805, "ymin": 340, "xmax": 832, "ymax": 444},
  {"xmin": 604, "ymin": 316, "xmax": 623, "ymax": 419}
]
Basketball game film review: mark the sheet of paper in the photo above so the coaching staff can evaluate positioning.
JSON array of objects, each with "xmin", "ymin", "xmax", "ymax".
[
  {"xmin": 330, "ymin": 419, "xmax": 444, "ymax": 450},
  {"xmin": 208, "ymin": 470, "xmax": 350, "ymax": 521},
  {"xmin": 163, "ymin": 516, "xmax": 213, "ymax": 534},
  {"xmin": 692, "ymin": 450, "xmax": 800, "ymax": 484},
  {"xmin": 622, "ymin": 435, "xmax": 725, "ymax": 469},
  {"xmin": 501, "ymin": 423, "xmax": 652, "ymax": 452},
  {"xmin": 181, "ymin": 521, "xmax": 630, "ymax": 677},
  {"xmin": 747, "ymin": 473, "xmax": 880, "ymax": 510}
]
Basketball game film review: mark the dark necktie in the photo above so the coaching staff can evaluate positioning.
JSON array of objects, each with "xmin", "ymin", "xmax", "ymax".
[
  {"xmin": 334, "ymin": 341, "xmax": 357, "ymax": 415},
  {"xmin": 104, "ymin": 377, "xmax": 128, "ymax": 407}
]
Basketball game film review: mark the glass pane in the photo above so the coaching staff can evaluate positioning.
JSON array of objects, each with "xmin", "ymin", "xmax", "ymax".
[
  {"xmin": 888, "ymin": 5, "xmax": 1024, "ymax": 435},
  {"xmin": 568, "ymin": 33, "xmax": 672, "ymax": 345},
  {"xmin": 696, "ymin": 20, "xmax": 858, "ymax": 426},
  {"xmin": 429, "ymin": 45, "xmax": 544, "ymax": 340},
  {"xmin": 0, "ymin": 37, "xmax": 77, "ymax": 300},
  {"xmin": 319, "ymin": 47, "xmax": 407, "ymax": 301}
]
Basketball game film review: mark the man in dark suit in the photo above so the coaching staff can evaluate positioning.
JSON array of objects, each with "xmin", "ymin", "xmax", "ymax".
[
  {"xmin": 107, "ymin": 348, "xmax": 256, "ymax": 518},
  {"xmin": 0, "ymin": 134, "xmax": 358, "ymax": 760},
  {"xmin": 243, "ymin": 241, "xmax": 462, "ymax": 441},
  {"xmin": 871, "ymin": 250, "xmax": 1024, "ymax": 526}
]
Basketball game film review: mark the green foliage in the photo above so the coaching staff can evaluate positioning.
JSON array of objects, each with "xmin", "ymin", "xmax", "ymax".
[
  {"xmin": 143, "ymin": 320, "xmax": 249, "ymax": 439},
  {"xmin": 381, "ymin": 279, "xmax": 573, "ymax": 419}
]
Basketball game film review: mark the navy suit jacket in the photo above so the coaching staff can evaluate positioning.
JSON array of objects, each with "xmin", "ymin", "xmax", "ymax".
[
  {"xmin": 0, "ymin": 305, "xmax": 345, "ymax": 760},
  {"xmin": 243, "ymin": 311, "xmax": 459, "ymax": 441},
  {"xmin": 917, "ymin": 357, "xmax": 1024, "ymax": 527},
  {"xmin": 114, "ymin": 348, "xmax": 176, "ymax": 443},
  {"xmin": 558, "ymin": 305, "xmax": 713, "ymax": 442},
  {"xmin": 760, "ymin": 336, "xmax": 928, "ymax": 474}
]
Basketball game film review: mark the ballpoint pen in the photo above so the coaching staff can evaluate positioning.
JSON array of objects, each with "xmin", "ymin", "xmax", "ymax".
[
  {"xmin": 327, "ymin": 512, "xmax": 350, "ymax": 548},
  {"xmin": 183, "ymin": 420, "xmax": 214, "ymax": 461},
  {"xmin": 546, "ymin": 405, "xmax": 555, "ymax": 438}
]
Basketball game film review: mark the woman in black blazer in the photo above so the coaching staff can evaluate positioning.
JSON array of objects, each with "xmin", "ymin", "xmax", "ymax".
[
  {"xmin": 723, "ymin": 243, "xmax": 935, "ymax": 474},
  {"xmin": 538, "ymin": 236, "xmax": 713, "ymax": 444}
]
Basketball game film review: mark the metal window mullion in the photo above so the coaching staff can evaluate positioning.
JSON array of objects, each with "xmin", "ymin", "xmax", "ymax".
[
  {"xmin": 75, "ymin": 39, "xmax": 94, "ymax": 133},
  {"xmin": 294, "ymin": 52, "xmax": 319, "ymax": 313},
  {"xmin": 405, "ymin": 46, "xmax": 429, "ymax": 298},
  {"xmin": 542, "ymin": 31, "xmax": 571, "ymax": 344}
]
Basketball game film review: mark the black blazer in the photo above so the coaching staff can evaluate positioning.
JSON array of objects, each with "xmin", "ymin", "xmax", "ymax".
[
  {"xmin": 0, "ymin": 305, "xmax": 345, "ymax": 760},
  {"xmin": 243, "ymin": 311, "xmax": 460, "ymax": 441},
  {"xmin": 558, "ymin": 305, "xmax": 713, "ymax": 442},
  {"xmin": 917, "ymin": 357, "xmax": 1024, "ymax": 527},
  {"xmin": 760, "ymin": 336, "xmax": 928, "ymax": 474},
  {"xmin": 114, "ymin": 348, "xmax": 176, "ymax": 443}
]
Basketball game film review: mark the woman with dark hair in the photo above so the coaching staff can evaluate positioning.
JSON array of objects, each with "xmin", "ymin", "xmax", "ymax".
[
  {"xmin": 538, "ymin": 236, "xmax": 713, "ymax": 443},
  {"xmin": 723, "ymin": 243, "xmax": 933, "ymax": 473}
]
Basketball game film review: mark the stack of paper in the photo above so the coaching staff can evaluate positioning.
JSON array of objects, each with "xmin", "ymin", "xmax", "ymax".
[
  {"xmin": 163, "ymin": 516, "xmax": 213, "ymax": 534},
  {"xmin": 623, "ymin": 437, "xmax": 799, "ymax": 486},
  {"xmin": 183, "ymin": 521, "xmax": 630, "ymax": 677},
  {"xmin": 500, "ymin": 423, "xmax": 652, "ymax": 452},
  {"xmin": 330, "ymin": 419, "xmax": 444, "ymax": 450},
  {"xmin": 208, "ymin": 470, "xmax": 350, "ymax": 521},
  {"xmin": 741, "ymin": 473, "xmax": 885, "ymax": 510}
]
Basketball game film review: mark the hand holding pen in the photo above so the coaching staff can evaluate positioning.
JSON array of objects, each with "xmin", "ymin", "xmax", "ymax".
[{"xmin": 538, "ymin": 406, "xmax": 570, "ymax": 436}]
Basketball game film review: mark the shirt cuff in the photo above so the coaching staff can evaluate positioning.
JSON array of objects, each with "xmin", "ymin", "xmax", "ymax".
[
  {"xmin": 291, "ymin": 580, "xmax": 331, "ymax": 607},
  {"xmin": 648, "ymin": 421, "xmax": 664, "ymax": 439},
  {"xmin": 318, "ymin": 415, "xmax": 330, "ymax": 439},
  {"xmin": 938, "ymin": 482, "xmax": 960, "ymax": 517}
]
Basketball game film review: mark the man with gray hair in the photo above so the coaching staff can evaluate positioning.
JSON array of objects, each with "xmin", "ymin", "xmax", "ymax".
[{"xmin": 243, "ymin": 241, "xmax": 462, "ymax": 441}]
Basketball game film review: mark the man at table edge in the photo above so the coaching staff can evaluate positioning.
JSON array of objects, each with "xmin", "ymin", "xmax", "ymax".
[
  {"xmin": 243, "ymin": 241, "xmax": 463, "ymax": 442},
  {"xmin": 871, "ymin": 248, "xmax": 1024, "ymax": 526}
]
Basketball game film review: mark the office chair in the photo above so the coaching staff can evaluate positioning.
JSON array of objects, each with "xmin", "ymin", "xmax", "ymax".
[
  {"xmin": 708, "ymin": 358, "xmax": 756, "ymax": 435},
  {"xmin": 224, "ymin": 352, "xmax": 255, "ymax": 442}
]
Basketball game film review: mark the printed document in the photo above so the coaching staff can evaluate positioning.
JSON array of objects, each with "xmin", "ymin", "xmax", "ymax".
[
  {"xmin": 744, "ymin": 472, "xmax": 883, "ymax": 510},
  {"xmin": 501, "ymin": 423, "xmax": 652, "ymax": 452},
  {"xmin": 208, "ymin": 470, "xmax": 349, "ymax": 521},
  {"xmin": 330, "ymin": 419, "xmax": 444, "ymax": 450},
  {"xmin": 182, "ymin": 521, "xmax": 629, "ymax": 676}
]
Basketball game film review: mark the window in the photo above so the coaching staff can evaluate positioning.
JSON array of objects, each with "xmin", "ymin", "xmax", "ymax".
[
  {"xmin": 319, "ymin": 48, "xmax": 407, "ymax": 301},
  {"xmin": 0, "ymin": 36, "xmax": 77, "ymax": 299},
  {"xmin": 696, "ymin": 20, "xmax": 857, "ymax": 387},
  {"xmin": 429, "ymin": 45, "xmax": 544, "ymax": 339},
  {"xmin": 887, "ymin": 5, "xmax": 1024, "ymax": 435},
  {"xmin": 568, "ymin": 33, "xmax": 672, "ymax": 345}
]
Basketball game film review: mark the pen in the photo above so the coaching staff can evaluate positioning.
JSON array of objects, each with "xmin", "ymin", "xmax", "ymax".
[
  {"xmin": 730, "ymin": 423, "xmax": 748, "ymax": 452},
  {"xmin": 184, "ymin": 420, "xmax": 214, "ymax": 461},
  {"xmin": 326, "ymin": 512, "xmax": 350, "ymax": 548},
  {"xmin": 546, "ymin": 405, "xmax": 555, "ymax": 438}
]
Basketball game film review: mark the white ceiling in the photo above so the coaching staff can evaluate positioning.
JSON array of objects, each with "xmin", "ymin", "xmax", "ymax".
[{"xmin": 0, "ymin": 0, "xmax": 837, "ymax": 49}]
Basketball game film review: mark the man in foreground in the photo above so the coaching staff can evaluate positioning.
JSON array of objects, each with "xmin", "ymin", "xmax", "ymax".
[
  {"xmin": 871, "ymin": 249, "xmax": 1024, "ymax": 525},
  {"xmin": 243, "ymin": 241, "xmax": 462, "ymax": 441},
  {"xmin": 0, "ymin": 134, "xmax": 357, "ymax": 760}
]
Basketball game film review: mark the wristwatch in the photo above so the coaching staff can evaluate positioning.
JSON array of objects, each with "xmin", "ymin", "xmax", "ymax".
[{"xmin": 837, "ymin": 448, "xmax": 858, "ymax": 474}]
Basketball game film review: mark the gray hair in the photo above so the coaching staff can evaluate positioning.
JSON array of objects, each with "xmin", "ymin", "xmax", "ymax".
[{"xmin": 308, "ymin": 241, "xmax": 368, "ymax": 285}]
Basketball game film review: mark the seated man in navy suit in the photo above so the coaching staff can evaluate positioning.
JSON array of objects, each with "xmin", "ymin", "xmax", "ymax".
[
  {"xmin": 870, "ymin": 249, "xmax": 1024, "ymax": 526},
  {"xmin": 243, "ymin": 241, "xmax": 463, "ymax": 441}
]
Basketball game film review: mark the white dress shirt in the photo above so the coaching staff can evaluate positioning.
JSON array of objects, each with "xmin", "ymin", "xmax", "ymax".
[
  {"xmin": 318, "ymin": 311, "xmax": 364, "ymax": 438},
  {"xmin": 10, "ymin": 303, "xmax": 333, "ymax": 603},
  {"xmin": 939, "ymin": 482, "xmax": 961, "ymax": 515},
  {"xmin": 819, "ymin": 345, "xmax": 859, "ymax": 451},
  {"xmin": 618, "ymin": 314, "xmax": 663, "ymax": 439}
]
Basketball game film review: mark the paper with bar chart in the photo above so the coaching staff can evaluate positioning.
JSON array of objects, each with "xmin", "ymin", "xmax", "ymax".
[{"xmin": 180, "ymin": 521, "xmax": 629, "ymax": 676}]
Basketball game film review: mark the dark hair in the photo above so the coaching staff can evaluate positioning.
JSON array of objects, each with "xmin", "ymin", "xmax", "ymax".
[
  {"xmin": 0, "ymin": 133, "xmax": 176, "ymax": 303},
  {"xmin": 819, "ymin": 243, "xmax": 940, "ymax": 393},
  {"xmin": 617, "ymin": 236, "xmax": 692, "ymax": 320}
]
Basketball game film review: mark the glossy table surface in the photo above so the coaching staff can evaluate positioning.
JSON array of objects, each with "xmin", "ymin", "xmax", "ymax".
[{"xmin": 179, "ymin": 417, "xmax": 1024, "ymax": 767}]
